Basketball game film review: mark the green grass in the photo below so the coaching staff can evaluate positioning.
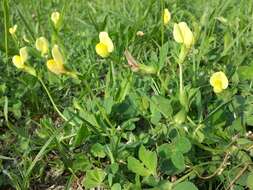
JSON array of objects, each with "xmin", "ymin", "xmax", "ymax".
[{"xmin": 1, "ymin": 0, "xmax": 253, "ymax": 189}]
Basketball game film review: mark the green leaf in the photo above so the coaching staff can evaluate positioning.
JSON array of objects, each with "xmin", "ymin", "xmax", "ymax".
[
  {"xmin": 91, "ymin": 143, "xmax": 106, "ymax": 158},
  {"xmin": 175, "ymin": 137, "xmax": 192, "ymax": 154},
  {"xmin": 195, "ymin": 131, "xmax": 205, "ymax": 143},
  {"xmin": 171, "ymin": 151, "xmax": 185, "ymax": 170},
  {"xmin": 173, "ymin": 181, "xmax": 198, "ymax": 190},
  {"xmin": 150, "ymin": 109, "xmax": 162, "ymax": 125},
  {"xmin": 116, "ymin": 75, "xmax": 132, "ymax": 102},
  {"xmin": 151, "ymin": 95, "xmax": 172, "ymax": 118},
  {"xmin": 82, "ymin": 169, "xmax": 106, "ymax": 189},
  {"xmin": 154, "ymin": 180, "xmax": 173, "ymax": 190},
  {"xmin": 142, "ymin": 176, "xmax": 159, "ymax": 187},
  {"xmin": 158, "ymin": 42, "xmax": 169, "ymax": 71},
  {"xmin": 247, "ymin": 172, "xmax": 253, "ymax": 189},
  {"xmin": 103, "ymin": 97, "xmax": 114, "ymax": 114},
  {"xmin": 111, "ymin": 183, "xmax": 121, "ymax": 190},
  {"xmin": 139, "ymin": 145, "xmax": 157, "ymax": 175},
  {"xmin": 237, "ymin": 65, "xmax": 253, "ymax": 80},
  {"xmin": 72, "ymin": 153, "xmax": 91, "ymax": 172},
  {"xmin": 82, "ymin": 111, "xmax": 100, "ymax": 127},
  {"xmin": 158, "ymin": 143, "xmax": 173, "ymax": 159},
  {"xmin": 74, "ymin": 125, "xmax": 90, "ymax": 147},
  {"xmin": 110, "ymin": 163, "xmax": 119, "ymax": 174},
  {"xmin": 127, "ymin": 156, "xmax": 150, "ymax": 176}
]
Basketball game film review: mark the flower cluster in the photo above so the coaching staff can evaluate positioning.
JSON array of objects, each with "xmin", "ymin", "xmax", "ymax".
[{"xmin": 10, "ymin": 8, "xmax": 228, "ymax": 94}]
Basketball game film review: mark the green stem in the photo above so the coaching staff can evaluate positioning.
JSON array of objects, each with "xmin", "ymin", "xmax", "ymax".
[
  {"xmin": 82, "ymin": 80, "xmax": 114, "ymax": 129},
  {"xmin": 201, "ymin": 99, "xmax": 233, "ymax": 124},
  {"xmin": 38, "ymin": 77, "xmax": 68, "ymax": 122},
  {"xmin": 160, "ymin": 0, "xmax": 164, "ymax": 45},
  {"xmin": 3, "ymin": 0, "xmax": 9, "ymax": 75},
  {"xmin": 173, "ymin": 170, "xmax": 195, "ymax": 186},
  {"xmin": 179, "ymin": 63, "xmax": 184, "ymax": 96}
]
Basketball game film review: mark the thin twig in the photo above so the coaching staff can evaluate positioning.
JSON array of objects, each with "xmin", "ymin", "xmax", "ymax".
[
  {"xmin": 225, "ymin": 163, "xmax": 249, "ymax": 190},
  {"xmin": 196, "ymin": 152, "xmax": 230, "ymax": 180}
]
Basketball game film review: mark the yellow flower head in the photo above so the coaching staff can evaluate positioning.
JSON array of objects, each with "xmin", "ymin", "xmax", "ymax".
[
  {"xmin": 163, "ymin": 9, "xmax": 171, "ymax": 25},
  {"xmin": 210, "ymin": 71, "xmax": 228, "ymax": 93},
  {"xmin": 51, "ymin": 11, "xmax": 60, "ymax": 27},
  {"xmin": 136, "ymin": 31, "xmax": 145, "ymax": 37},
  {"xmin": 95, "ymin": 32, "xmax": 114, "ymax": 58},
  {"xmin": 46, "ymin": 45, "xmax": 66, "ymax": 75},
  {"xmin": 9, "ymin": 25, "xmax": 17, "ymax": 35},
  {"xmin": 35, "ymin": 37, "xmax": 49, "ymax": 55},
  {"xmin": 12, "ymin": 47, "xmax": 28, "ymax": 69},
  {"xmin": 173, "ymin": 22, "xmax": 194, "ymax": 48}
]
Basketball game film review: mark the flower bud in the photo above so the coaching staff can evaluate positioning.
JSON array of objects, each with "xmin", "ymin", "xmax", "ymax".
[
  {"xmin": 9, "ymin": 25, "xmax": 17, "ymax": 35},
  {"xmin": 51, "ymin": 11, "xmax": 60, "ymax": 27},
  {"xmin": 173, "ymin": 22, "xmax": 194, "ymax": 48},
  {"xmin": 35, "ymin": 37, "xmax": 49, "ymax": 56},
  {"xmin": 163, "ymin": 9, "xmax": 171, "ymax": 25}
]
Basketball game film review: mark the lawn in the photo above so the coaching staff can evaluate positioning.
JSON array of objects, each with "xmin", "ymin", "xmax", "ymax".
[{"xmin": 1, "ymin": 0, "xmax": 253, "ymax": 189}]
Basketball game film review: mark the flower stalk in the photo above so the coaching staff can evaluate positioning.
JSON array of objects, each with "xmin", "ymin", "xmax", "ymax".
[{"xmin": 38, "ymin": 77, "xmax": 68, "ymax": 122}]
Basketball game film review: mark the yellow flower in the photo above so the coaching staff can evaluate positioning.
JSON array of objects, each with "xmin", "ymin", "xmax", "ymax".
[
  {"xmin": 46, "ymin": 45, "xmax": 67, "ymax": 75},
  {"xmin": 12, "ymin": 47, "xmax": 28, "ymax": 69},
  {"xmin": 35, "ymin": 37, "xmax": 49, "ymax": 55},
  {"xmin": 210, "ymin": 71, "xmax": 228, "ymax": 93},
  {"xmin": 12, "ymin": 47, "xmax": 36, "ymax": 76},
  {"xmin": 51, "ymin": 11, "xmax": 60, "ymax": 27},
  {"xmin": 95, "ymin": 32, "xmax": 114, "ymax": 58},
  {"xmin": 173, "ymin": 22, "xmax": 194, "ymax": 48},
  {"xmin": 9, "ymin": 25, "xmax": 17, "ymax": 35},
  {"xmin": 163, "ymin": 9, "xmax": 171, "ymax": 25},
  {"xmin": 136, "ymin": 31, "xmax": 145, "ymax": 37}
]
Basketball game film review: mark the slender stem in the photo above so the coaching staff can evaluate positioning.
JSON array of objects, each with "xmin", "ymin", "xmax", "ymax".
[
  {"xmin": 3, "ymin": 0, "xmax": 9, "ymax": 75},
  {"xmin": 201, "ymin": 99, "xmax": 233, "ymax": 124},
  {"xmin": 173, "ymin": 170, "xmax": 195, "ymax": 186},
  {"xmin": 38, "ymin": 77, "xmax": 68, "ymax": 122},
  {"xmin": 225, "ymin": 163, "xmax": 249, "ymax": 190},
  {"xmin": 196, "ymin": 152, "xmax": 230, "ymax": 179},
  {"xmin": 160, "ymin": 0, "xmax": 164, "ymax": 45},
  {"xmin": 179, "ymin": 63, "xmax": 184, "ymax": 96},
  {"xmin": 177, "ymin": 45, "xmax": 190, "ymax": 100}
]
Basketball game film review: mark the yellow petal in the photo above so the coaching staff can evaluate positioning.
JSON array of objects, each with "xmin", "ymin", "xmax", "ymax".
[
  {"xmin": 210, "ymin": 73, "xmax": 218, "ymax": 87},
  {"xmin": 9, "ymin": 25, "xmax": 17, "ymax": 35},
  {"xmin": 35, "ymin": 37, "xmax": 49, "ymax": 55},
  {"xmin": 99, "ymin": 32, "xmax": 114, "ymax": 53},
  {"xmin": 173, "ymin": 22, "xmax": 194, "ymax": 47},
  {"xmin": 95, "ymin": 42, "xmax": 110, "ymax": 58},
  {"xmin": 163, "ymin": 9, "xmax": 171, "ymax": 25},
  {"xmin": 51, "ymin": 11, "xmax": 60, "ymax": 26},
  {"xmin": 12, "ymin": 55, "xmax": 25, "ymax": 69},
  {"xmin": 136, "ymin": 31, "xmax": 145, "ymax": 36},
  {"xmin": 213, "ymin": 86, "xmax": 223, "ymax": 93},
  {"xmin": 210, "ymin": 71, "xmax": 228, "ymax": 93},
  {"xmin": 52, "ymin": 45, "xmax": 64, "ymax": 66},
  {"xmin": 178, "ymin": 22, "xmax": 194, "ymax": 47},
  {"xmin": 19, "ymin": 47, "xmax": 28, "ymax": 63},
  {"xmin": 173, "ymin": 23, "xmax": 184, "ymax": 43},
  {"xmin": 220, "ymin": 72, "xmax": 228, "ymax": 89},
  {"xmin": 46, "ymin": 59, "xmax": 66, "ymax": 75}
]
